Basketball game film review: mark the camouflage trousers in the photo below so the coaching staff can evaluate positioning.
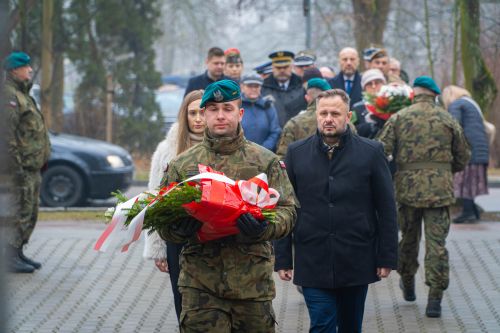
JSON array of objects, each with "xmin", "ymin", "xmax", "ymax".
[
  {"xmin": 8, "ymin": 170, "xmax": 41, "ymax": 248},
  {"xmin": 179, "ymin": 287, "xmax": 276, "ymax": 333},
  {"xmin": 397, "ymin": 204, "xmax": 450, "ymax": 295}
]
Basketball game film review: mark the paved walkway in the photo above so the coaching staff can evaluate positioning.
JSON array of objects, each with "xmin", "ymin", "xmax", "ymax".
[{"xmin": 6, "ymin": 220, "xmax": 500, "ymax": 332}]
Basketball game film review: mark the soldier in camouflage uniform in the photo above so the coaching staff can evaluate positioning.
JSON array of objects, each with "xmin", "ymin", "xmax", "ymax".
[
  {"xmin": 157, "ymin": 80, "xmax": 297, "ymax": 332},
  {"xmin": 276, "ymin": 78, "xmax": 331, "ymax": 159},
  {"xmin": 377, "ymin": 76, "xmax": 470, "ymax": 318},
  {"xmin": 3, "ymin": 52, "xmax": 51, "ymax": 273}
]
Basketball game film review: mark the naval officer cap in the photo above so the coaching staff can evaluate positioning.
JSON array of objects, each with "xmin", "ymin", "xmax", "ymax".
[
  {"xmin": 200, "ymin": 79, "xmax": 241, "ymax": 108},
  {"xmin": 269, "ymin": 50, "xmax": 295, "ymax": 66},
  {"xmin": 253, "ymin": 61, "xmax": 273, "ymax": 75},
  {"xmin": 293, "ymin": 50, "xmax": 316, "ymax": 67}
]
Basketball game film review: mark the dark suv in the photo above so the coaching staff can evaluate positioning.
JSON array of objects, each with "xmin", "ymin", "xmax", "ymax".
[{"xmin": 41, "ymin": 132, "xmax": 134, "ymax": 207}]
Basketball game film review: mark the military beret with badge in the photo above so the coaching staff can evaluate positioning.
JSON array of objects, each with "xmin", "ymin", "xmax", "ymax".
[{"xmin": 200, "ymin": 79, "xmax": 241, "ymax": 108}]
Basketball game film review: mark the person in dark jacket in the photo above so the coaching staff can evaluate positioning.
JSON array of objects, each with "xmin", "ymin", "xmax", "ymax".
[
  {"xmin": 327, "ymin": 47, "xmax": 363, "ymax": 108},
  {"xmin": 240, "ymin": 73, "xmax": 281, "ymax": 151},
  {"xmin": 442, "ymin": 85, "xmax": 490, "ymax": 223},
  {"xmin": 275, "ymin": 89, "xmax": 398, "ymax": 333},
  {"xmin": 261, "ymin": 51, "xmax": 307, "ymax": 127},
  {"xmin": 352, "ymin": 68, "xmax": 387, "ymax": 138},
  {"xmin": 184, "ymin": 47, "xmax": 230, "ymax": 96}
]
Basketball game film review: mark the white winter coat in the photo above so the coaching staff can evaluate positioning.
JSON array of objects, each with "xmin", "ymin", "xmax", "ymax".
[{"xmin": 142, "ymin": 123, "xmax": 179, "ymax": 259}]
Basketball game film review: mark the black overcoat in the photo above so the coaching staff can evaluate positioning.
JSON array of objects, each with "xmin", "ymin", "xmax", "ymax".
[
  {"xmin": 261, "ymin": 73, "xmax": 307, "ymax": 127},
  {"xmin": 274, "ymin": 128, "xmax": 398, "ymax": 289}
]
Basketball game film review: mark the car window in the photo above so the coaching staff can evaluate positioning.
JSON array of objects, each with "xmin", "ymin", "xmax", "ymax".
[{"xmin": 155, "ymin": 87, "xmax": 183, "ymax": 119}]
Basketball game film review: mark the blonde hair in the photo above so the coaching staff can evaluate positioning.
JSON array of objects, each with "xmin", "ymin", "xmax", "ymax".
[
  {"xmin": 442, "ymin": 85, "xmax": 471, "ymax": 110},
  {"xmin": 176, "ymin": 90, "xmax": 204, "ymax": 155}
]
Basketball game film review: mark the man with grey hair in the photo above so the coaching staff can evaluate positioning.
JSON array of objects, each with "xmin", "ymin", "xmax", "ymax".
[
  {"xmin": 389, "ymin": 57, "xmax": 401, "ymax": 78},
  {"xmin": 275, "ymin": 88, "xmax": 398, "ymax": 332},
  {"xmin": 327, "ymin": 47, "xmax": 362, "ymax": 107}
]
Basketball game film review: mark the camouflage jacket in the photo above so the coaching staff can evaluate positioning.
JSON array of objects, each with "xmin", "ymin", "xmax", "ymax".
[
  {"xmin": 159, "ymin": 126, "xmax": 297, "ymax": 301},
  {"xmin": 4, "ymin": 75, "xmax": 51, "ymax": 174},
  {"xmin": 276, "ymin": 103, "xmax": 317, "ymax": 159},
  {"xmin": 377, "ymin": 94, "xmax": 471, "ymax": 207}
]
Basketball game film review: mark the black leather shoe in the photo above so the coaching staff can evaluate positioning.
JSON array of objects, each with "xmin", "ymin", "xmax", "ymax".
[
  {"xmin": 425, "ymin": 299, "xmax": 442, "ymax": 318},
  {"xmin": 8, "ymin": 254, "xmax": 35, "ymax": 273},
  {"xmin": 19, "ymin": 250, "xmax": 42, "ymax": 269},
  {"xmin": 453, "ymin": 213, "xmax": 477, "ymax": 224},
  {"xmin": 399, "ymin": 277, "xmax": 416, "ymax": 301}
]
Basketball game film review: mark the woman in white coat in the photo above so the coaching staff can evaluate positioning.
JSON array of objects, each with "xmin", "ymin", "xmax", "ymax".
[{"xmin": 143, "ymin": 89, "xmax": 205, "ymax": 321}]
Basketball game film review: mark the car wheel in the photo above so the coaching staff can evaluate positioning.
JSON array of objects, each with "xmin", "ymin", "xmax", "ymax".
[{"xmin": 41, "ymin": 165, "xmax": 85, "ymax": 207}]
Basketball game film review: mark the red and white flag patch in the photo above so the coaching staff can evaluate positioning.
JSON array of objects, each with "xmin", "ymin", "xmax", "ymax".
[{"xmin": 279, "ymin": 160, "xmax": 286, "ymax": 169}]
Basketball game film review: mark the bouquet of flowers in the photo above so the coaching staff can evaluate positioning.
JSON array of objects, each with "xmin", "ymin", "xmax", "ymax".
[
  {"xmin": 95, "ymin": 164, "xmax": 279, "ymax": 252},
  {"xmin": 364, "ymin": 83, "xmax": 414, "ymax": 120}
]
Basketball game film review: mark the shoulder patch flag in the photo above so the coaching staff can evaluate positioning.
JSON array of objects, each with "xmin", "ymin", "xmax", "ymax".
[{"xmin": 279, "ymin": 160, "xmax": 286, "ymax": 169}]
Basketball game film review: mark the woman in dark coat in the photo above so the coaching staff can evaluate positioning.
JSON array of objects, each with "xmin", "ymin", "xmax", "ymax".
[{"xmin": 442, "ymin": 85, "xmax": 490, "ymax": 223}]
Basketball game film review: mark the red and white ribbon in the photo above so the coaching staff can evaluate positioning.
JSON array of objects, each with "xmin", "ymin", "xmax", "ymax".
[{"xmin": 94, "ymin": 171, "xmax": 279, "ymax": 253}]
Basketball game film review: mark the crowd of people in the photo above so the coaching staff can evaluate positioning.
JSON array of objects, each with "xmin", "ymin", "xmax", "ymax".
[
  {"xmin": 2, "ymin": 44, "xmax": 492, "ymax": 333},
  {"xmin": 144, "ymin": 45, "xmax": 490, "ymax": 332}
]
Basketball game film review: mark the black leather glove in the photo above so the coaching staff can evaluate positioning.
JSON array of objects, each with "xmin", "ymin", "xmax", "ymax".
[
  {"xmin": 171, "ymin": 217, "xmax": 202, "ymax": 238},
  {"xmin": 237, "ymin": 213, "xmax": 268, "ymax": 238}
]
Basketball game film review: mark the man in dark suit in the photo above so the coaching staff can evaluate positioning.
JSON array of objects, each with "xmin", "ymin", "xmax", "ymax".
[
  {"xmin": 261, "ymin": 51, "xmax": 307, "ymax": 127},
  {"xmin": 184, "ymin": 47, "xmax": 229, "ymax": 96},
  {"xmin": 275, "ymin": 89, "xmax": 398, "ymax": 332},
  {"xmin": 328, "ymin": 47, "xmax": 362, "ymax": 108}
]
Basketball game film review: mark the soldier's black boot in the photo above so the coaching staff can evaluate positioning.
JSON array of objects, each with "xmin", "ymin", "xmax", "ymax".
[
  {"xmin": 399, "ymin": 277, "xmax": 416, "ymax": 301},
  {"xmin": 19, "ymin": 247, "xmax": 41, "ymax": 269},
  {"xmin": 453, "ymin": 199, "xmax": 477, "ymax": 224},
  {"xmin": 7, "ymin": 246, "xmax": 35, "ymax": 273},
  {"xmin": 425, "ymin": 299, "xmax": 442, "ymax": 318}
]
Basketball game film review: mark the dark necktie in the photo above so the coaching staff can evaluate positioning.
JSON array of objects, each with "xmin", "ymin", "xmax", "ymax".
[
  {"xmin": 345, "ymin": 79, "xmax": 352, "ymax": 95},
  {"xmin": 280, "ymin": 84, "xmax": 286, "ymax": 91}
]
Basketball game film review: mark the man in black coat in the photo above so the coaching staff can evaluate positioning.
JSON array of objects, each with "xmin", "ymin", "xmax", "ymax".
[
  {"xmin": 184, "ymin": 47, "xmax": 230, "ymax": 96},
  {"xmin": 275, "ymin": 89, "xmax": 398, "ymax": 333},
  {"xmin": 328, "ymin": 47, "xmax": 362, "ymax": 108},
  {"xmin": 261, "ymin": 51, "xmax": 307, "ymax": 127}
]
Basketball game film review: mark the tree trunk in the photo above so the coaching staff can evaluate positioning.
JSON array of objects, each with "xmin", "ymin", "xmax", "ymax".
[
  {"xmin": 459, "ymin": 0, "xmax": 497, "ymax": 115},
  {"xmin": 41, "ymin": 0, "xmax": 53, "ymax": 128},
  {"xmin": 50, "ymin": 52, "xmax": 64, "ymax": 132},
  {"xmin": 423, "ymin": 0, "xmax": 434, "ymax": 78},
  {"xmin": 451, "ymin": 0, "xmax": 459, "ymax": 85},
  {"xmin": 50, "ymin": 0, "xmax": 65, "ymax": 133},
  {"xmin": 351, "ymin": 0, "xmax": 391, "ymax": 70}
]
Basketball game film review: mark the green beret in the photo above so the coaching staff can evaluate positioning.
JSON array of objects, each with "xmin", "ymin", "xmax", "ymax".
[
  {"xmin": 3, "ymin": 51, "xmax": 31, "ymax": 71},
  {"xmin": 413, "ymin": 76, "xmax": 441, "ymax": 95},
  {"xmin": 307, "ymin": 78, "xmax": 331, "ymax": 91},
  {"xmin": 200, "ymin": 79, "xmax": 241, "ymax": 108}
]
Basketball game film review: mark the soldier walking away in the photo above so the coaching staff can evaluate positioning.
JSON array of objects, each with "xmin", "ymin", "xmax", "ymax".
[
  {"xmin": 3, "ymin": 51, "xmax": 51, "ymax": 273},
  {"xmin": 276, "ymin": 78, "xmax": 331, "ymax": 159},
  {"xmin": 157, "ymin": 80, "xmax": 297, "ymax": 332},
  {"xmin": 378, "ymin": 76, "xmax": 471, "ymax": 318}
]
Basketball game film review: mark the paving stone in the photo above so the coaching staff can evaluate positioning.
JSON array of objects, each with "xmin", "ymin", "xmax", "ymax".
[{"xmin": 5, "ymin": 220, "xmax": 500, "ymax": 332}]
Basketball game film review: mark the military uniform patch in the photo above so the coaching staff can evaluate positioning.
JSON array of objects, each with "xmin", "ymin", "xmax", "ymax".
[
  {"xmin": 8, "ymin": 100, "xmax": 17, "ymax": 108},
  {"xmin": 279, "ymin": 160, "xmax": 286, "ymax": 169}
]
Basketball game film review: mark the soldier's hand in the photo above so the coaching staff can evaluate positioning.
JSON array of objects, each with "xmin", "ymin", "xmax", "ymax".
[
  {"xmin": 278, "ymin": 269, "xmax": 293, "ymax": 281},
  {"xmin": 237, "ymin": 213, "xmax": 268, "ymax": 238},
  {"xmin": 154, "ymin": 259, "xmax": 169, "ymax": 273},
  {"xmin": 377, "ymin": 267, "xmax": 391, "ymax": 278},
  {"xmin": 171, "ymin": 217, "xmax": 202, "ymax": 238}
]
